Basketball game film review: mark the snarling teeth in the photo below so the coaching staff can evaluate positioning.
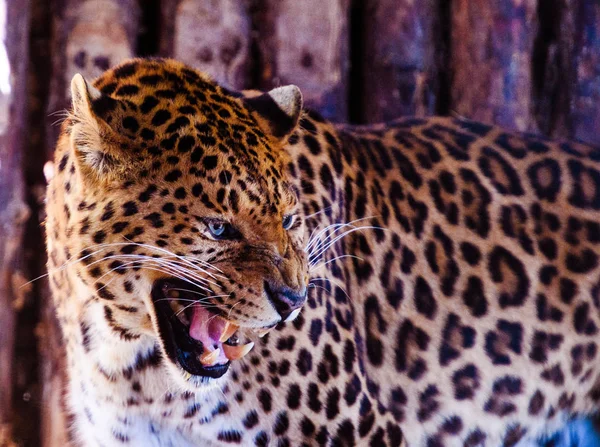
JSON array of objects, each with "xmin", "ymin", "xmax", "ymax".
[
  {"xmin": 285, "ymin": 308, "xmax": 302, "ymax": 322},
  {"xmin": 161, "ymin": 282, "xmax": 280, "ymax": 372},
  {"xmin": 200, "ymin": 348, "xmax": 221, "ymax": 366},
  {"xmin": 223, "ymin": 342, "xmax": 254, "ymax": 360},
  {"xmin": 219, "ymin": 321, "xmax": 239, "ymax": 343},
  {"xmin": 187, "ymin": 305, "xmax": 256, "ymax": 365}
]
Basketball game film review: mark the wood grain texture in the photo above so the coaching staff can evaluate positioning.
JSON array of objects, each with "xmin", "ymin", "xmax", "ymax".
[
  {"xmin": 46, "ymin": 0, "xmax": 140, "ymax": 148},
  {"xmin": 360, "ymin": 0, "xmax": 439, "ymax": 123},
  {"xmin": 450, "ymin": 0, "xmax": 537, "ymax": 132},
  {"xmin": 42, "ymin": 1, "xmax": 140, "ymax": 444},
  {"xmin": 571, "ymin": 0, "xmax": 600, "ymax": 144},
  {"xmin": 0, "ymin": 1, "xmax": 31, "ymax": 445},
  {"xmin": 38, "ymin": 295, "xmax": 68, "ymax": 447},
  {"xmin": 161, "ymin": 0, "xmax": 252, "ymax": 89},
  {"xmin": 530, "ymin": 0, "xmax": 575, "ymax": 140},
  {"xmin": 255, "ymin": 0, "xmax": 349, "ymax": 121}
]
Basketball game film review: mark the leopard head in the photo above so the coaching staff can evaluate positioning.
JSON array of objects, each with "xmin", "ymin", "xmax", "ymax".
[{"xmin": 61, "ymin": 59, "xmax": 309, "ymax": 388}]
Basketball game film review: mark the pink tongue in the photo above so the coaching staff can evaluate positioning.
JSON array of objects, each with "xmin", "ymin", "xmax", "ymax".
[{"xmin": 189, "ymin": 305, "xmax": 226, "ymax": 348}]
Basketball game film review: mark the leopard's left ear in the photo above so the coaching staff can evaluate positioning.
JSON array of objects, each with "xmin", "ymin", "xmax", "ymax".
[
  {"xmin": 69, "ymin": 73, "xmax": 130, "ymax": 182},
  {"xmin": 244, "ymin": 85, "xmax": 303, "ymax": 141}
]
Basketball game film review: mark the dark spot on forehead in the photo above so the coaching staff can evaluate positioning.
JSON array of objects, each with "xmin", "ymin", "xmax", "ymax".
[
  {"xmin": 122, "ymin": 116, "xmax": 139, "ymax": 133},
  {"xmin": 152, "ymin": 110, "xmax": 171, "ymax": 126},
  {"xmin": 140, "ymin": 96, "xmax": 159, "ymax": 114},
  {"xmin": 166, "ymin": 116, "xmax": 190, "ymax": 133},
  {"xmin": 202, "ymin": 155, "xmax": 218, "ymax": 170},
  {"xmin": 140, "ymin": 128, "xmax": 155, "ymax": 141},
  {"xmin": 113, "ymin": 62, "xmax": 138, "ymax": 78},
  {"xmin": 164, "ymin": 169, "xmax": 182, "ymax": 182},
  {"xmin": 100, "ymin": 82, "xmax": 117, "ymax": 95},
  {"xmin": 115, "ymin": 84, "xmax": 140, "ymax": 96},
  {"xmin": 177, "ymin": 135, "xmax": 195, "ymax": 153}
]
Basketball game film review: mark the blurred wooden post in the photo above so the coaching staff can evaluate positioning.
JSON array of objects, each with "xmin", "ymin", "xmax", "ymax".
[
  {"xmin": 255, "ymin": 0, "xmax": 349, "ymax": 121},
  {"xmin": 160, "ymin": 0, "xmax": 252, "ymax": 89},
  {"xmin": 571, "ymin": 1, "xmax": 600, "ymax": 144},
  {"xmin": 0, "ymin": 0, "xmax": 31, "ymax": 445},
  {"xmin": 41, "ymin": 1, "xmax": 139, "ymax": 445},
  {"xmin": 530, "ymin": 0, "xmax": 575, "ymax": 140},
  {"xmin": 360, "ymin": 0, "xmax": 439, "ymax": 123},
  {"xmin": 46, "ymin": 0, "xmax": 140, "ymax": 148},
  {"xmin": 450, "ymin": 0, "xmax": 537, "ymax": 132}
]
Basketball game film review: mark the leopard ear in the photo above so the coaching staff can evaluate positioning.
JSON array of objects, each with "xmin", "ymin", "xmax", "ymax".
[
  {"xmin": 244, "ymin": 85, "xmax": 303, "ymax": 141},
  {"xmin": 70, "ymin": 73, "xmax": 126, "ymax": 178}
]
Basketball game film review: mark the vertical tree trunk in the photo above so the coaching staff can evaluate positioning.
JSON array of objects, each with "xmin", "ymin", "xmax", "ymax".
[
  {"xmin": 571, "ymin": 0, "xmax": 600, "ymax": 144},
  {"xmin": 160, "ymin": 0, "xmax": 252, "ymax": 90},
  {"xmin": 46, "ymin": 0, "xmax": 140, "ymax": 148},
  {"xmin": 255, "ymin": 0, "xmax": 349, "ymax": 121},
  {"xmin": 37, "ymin": 301, "xmax": 68, "ymax": 447},
  {"xmin": 0, "ymin": 0, "xmax": 31, "ymax": 445},
  {"xmin": 450, "ymin": 0, "xmax": 537, "ymax": 132},
  {"xmin": 41, "ymin": 1, "xmax": 140, "ymax": 444},
  {"xmin": 530, "ymin": 0, "xmax": 575, "ymax": 139},
  {"xmin": 360, "ymin": 0, "xmax": 439, "ymax": 123}
]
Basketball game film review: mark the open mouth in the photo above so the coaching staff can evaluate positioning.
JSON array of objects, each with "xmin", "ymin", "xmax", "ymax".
[{"xmin": 151, "ymin": 279, "xmax": 266, "ymax": 379}]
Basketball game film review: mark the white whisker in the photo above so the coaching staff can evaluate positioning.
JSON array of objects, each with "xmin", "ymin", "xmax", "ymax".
[
  {"xmin": 304, "ymin": 205, "xmax": 333, "ymax": 220},
  {"xmin": 305, "ymin": 216, "xmax": 379, "ymax": 254},
  {"xmin": 309, "ymin": 277, "xmax": 351, "ymax": 300},
  {"xmin": 175, "ymin": 295, "xmax": 231, "ymax": 317},
  {"xmin": 154, "ymin": 297, "xmax": 215, "ymax": 304},
  {"xmin": 88, "ymin": 255, "xmax": 217, "ymax": 293},
  {"xmin": 308, "ymin": 225, "xmax": 386, "ymax": 262},
  {"xmin": 226, "ymin": 299, "xmax": 244, "ymax": 321}
]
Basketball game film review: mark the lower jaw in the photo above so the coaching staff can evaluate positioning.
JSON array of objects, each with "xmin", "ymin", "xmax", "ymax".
[
  {"xmin": 176, "ymin": 350, "xmax": 230, "ymax": 379},
  {"xmin": 151, "ymin": 280, "xmax": 230, "ymax": 380}
]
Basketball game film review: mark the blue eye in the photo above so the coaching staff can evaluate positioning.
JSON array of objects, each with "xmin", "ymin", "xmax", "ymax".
[
  {"xmin": 282, "ymin": 215, "xmax": 294, "ymax": 230},
  {"xmin": 208, "ymin": 221, "xmax": 226, "ymax": 237},
  {"xmin": 206, "ymin": 220, "xmax": 241, "ymax": 240}
]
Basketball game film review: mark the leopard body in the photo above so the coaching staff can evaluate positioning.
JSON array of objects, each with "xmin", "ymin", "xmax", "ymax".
[{"xmin": 46, "ymin": 58, "xmax": 600, "ymax": 446}]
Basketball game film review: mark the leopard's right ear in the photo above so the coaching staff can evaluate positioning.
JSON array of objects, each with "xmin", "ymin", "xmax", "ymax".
[
  {"xmin": 69, "ymin": 74, "xmax": 127, "ymax": 178},
  {"xmin": 244, "ymin": 85, "xmax": 303, "ymax": 142}
]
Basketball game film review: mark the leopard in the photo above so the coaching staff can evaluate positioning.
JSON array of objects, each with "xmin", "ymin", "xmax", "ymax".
[{"xmin": 45, "ymin": 57, "xmax": 600, "ymax": 447}]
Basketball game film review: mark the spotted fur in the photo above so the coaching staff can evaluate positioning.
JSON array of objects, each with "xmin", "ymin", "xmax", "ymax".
[{"xmin": 46, "ymin": 58, "xmax": 600, "ymax": 446}]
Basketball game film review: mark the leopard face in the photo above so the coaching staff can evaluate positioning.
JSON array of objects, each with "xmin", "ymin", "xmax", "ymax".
[{"xmin": 50, "ymin": 59, "xmax": 309, "ymax": 388}]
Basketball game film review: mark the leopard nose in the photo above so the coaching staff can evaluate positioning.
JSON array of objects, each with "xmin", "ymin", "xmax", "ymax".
[{"xmin": 264, "ymin": 281, "xmax": 307, "ymax": 321}]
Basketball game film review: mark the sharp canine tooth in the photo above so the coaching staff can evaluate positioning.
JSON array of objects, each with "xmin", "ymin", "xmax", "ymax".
[
  {"xmin": 223, "ymin": 342, "xmax": 254, "ymax": 360},
  {"xmin": 219, "ymin": 321, "xmax": 239, "ymax": 343},
  {"xmin": 285, "ymin": 308, "xmax": 301, "ymax": 322},
  {"xmin": 200, "ymin": 348, "xmax": 220, "ymax": 366}
]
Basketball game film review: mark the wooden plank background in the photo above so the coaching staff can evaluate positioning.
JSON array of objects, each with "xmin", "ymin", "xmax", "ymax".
[{"xmin": 2, "ymin": 0, "xmax": 600, "ymax": 444}]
